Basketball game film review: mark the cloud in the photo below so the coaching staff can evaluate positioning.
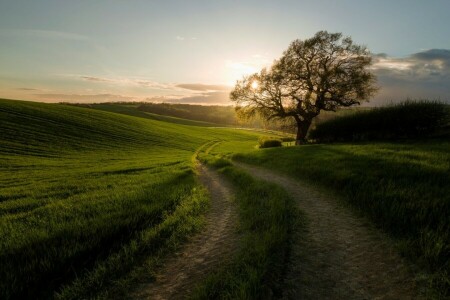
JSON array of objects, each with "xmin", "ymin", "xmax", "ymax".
[
  {"xmin": 162, "ymin": 91, "xmax": 232, "ymax": 105},
  {"xmin": 15, "ymin": 87, "xmax": 40, "ymax": 91},
  {"xmin": 34, "ymin": 93, "xmax": 137, "ymax": 103},
  {"xmin": 175, "ymin": 83, "xmax": 231, "ymax": 92},
  {"xmin": 372, "ymin": 49, "xmax": 450, "ymax": 77},
  {"xmin": 80, "ymin": 76, "xmax": 113, "ymax": 82},
  {"xmin": 411, "ymin": 49, "xmax": 450, "ymax": 62},
  {"xmin": 136, "ymin": 80, "xmax": 173, "ymax": 89},
  {"xmin": 373, "ymin": 59, "xmax": 413, "ymax": 71},
  {"xmin": 79, "ymin": 76, "xmax": 173, "ymax": 90},
  {"xmin": 79, "ymin": 76, "xmax": 230, "ymax": 94},
  {"xmin": 370, "ymin": 49, "xmax": 450, "ymax": 105}
]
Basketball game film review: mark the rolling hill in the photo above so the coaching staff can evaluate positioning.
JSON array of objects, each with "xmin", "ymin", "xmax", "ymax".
[{"xmin": 0, "ymin": 98, "xmax": 263, "ymax": 299}]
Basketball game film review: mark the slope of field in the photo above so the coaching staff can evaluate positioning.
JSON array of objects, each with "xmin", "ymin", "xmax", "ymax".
[
  {"xmin": 73, "ymin": 103, "xmax": 220, "ymax": 127},
  {"xmin": 0, "ymin": 99, "xmax": 263, "ymax": 299},
  {"xmin": 137, "ymin": 103, "xmax": 237, "ymax": 125},
  {"xmin": 234, "ymin": 142, "xmax": 450, "ymax": 296}
]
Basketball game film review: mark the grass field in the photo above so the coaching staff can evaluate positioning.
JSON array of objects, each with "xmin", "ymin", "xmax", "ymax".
[
  {"xmin": 234, "ymin": 141, "xmax": 450, "ymax": 295},
  {"xmin": 2, "ymin": 98, "xmax": 449, "ymax": 298},
  {"xmin": 0, "ymin": 99, "xmax": 264, "ymax": 299}
]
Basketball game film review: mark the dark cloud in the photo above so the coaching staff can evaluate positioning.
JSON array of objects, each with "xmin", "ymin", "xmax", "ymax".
[
  {"xmin": 411, "ymin": 49, "xmax": 450, "ymax": 62},
  {"xmin": 175, "ymin": 83, "xmax": 231, "ymax": 92},
  {"xmin": 34, "ymin": 93, "xmax": 136, "ymax": 103},
  {"xmin": 370, "ymin": 49, "xmax": 450, "ymax": 105}
]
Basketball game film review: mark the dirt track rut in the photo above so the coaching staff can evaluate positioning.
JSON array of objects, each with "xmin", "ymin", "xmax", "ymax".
[
  {"xmin": 131, "ymin": 164, "xmax": 238, "ymax": 299},
  {"xmin": 235, "ymin": 162, "xmax": 421, "ymax": 300}
]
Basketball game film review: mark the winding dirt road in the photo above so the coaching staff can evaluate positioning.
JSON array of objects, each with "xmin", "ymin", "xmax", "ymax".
[
  {"xmin": 235, "ymin": 162, "xmax": 422, "ymax": 300},
  {"xmin": 131, "ymin": 164, "xmax": 238, "ymax": 300}
]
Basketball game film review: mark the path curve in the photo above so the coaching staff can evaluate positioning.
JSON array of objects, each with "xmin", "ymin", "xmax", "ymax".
[
  {"xmin": 234, "ymin": 162, "xmax": 421, "ymax": 300},
  {"xmin": 131, "ymin": 164, "xmax": 238, "ymax": 299}
]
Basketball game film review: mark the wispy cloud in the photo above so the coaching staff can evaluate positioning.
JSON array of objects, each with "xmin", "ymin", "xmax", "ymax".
[
  {"xmin": 79, "ymin": 76, "xmax": 230, "ymax": 94},
  {"xmin": 136, "ymin": 80, "xmax": 174, "ymax": 89},
  {"xmin": 15, "ymin": 87, "xmax": 41, "ymax": 91},
  {"xmin": 80, "ymin": 76, "xmax": 113, "ymax": 82},
  {"xmin": 175, "ymin": 83, "xmax": 231, "ymax": 92},
  {"xmin": 162, "ymin": 91, "xmax": 232, "ymax": 105},
  {"xmin": 146, "ymin": 83, "xmax": 232, "ymax": 105},
  {"xmin": 79, "ymin": 76, "xmax": 173, "ymax": 90}
]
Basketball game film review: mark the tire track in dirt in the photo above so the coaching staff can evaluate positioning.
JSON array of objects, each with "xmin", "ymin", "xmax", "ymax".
[
  {"xmin": 131, "ymin": 163, "xmax": 238, "ymax": 300},
  {"xmin": 234, "ymin": 162, "xmax": 421, "ymax": 300}
]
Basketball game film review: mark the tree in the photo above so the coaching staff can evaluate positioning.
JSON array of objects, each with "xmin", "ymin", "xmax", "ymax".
[{"xmin": 230, "ymin": 31, "xmax": 378, "ymax": 144}]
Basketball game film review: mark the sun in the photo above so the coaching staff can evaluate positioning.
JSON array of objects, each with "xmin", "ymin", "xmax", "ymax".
[{"xmin": 251, "ymin": 80, "xmax": 258, "ymax": 89}]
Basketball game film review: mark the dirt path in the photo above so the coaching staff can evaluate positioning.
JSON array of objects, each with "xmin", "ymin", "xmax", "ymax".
[
  {"xmin": 131, "ymin": 164, "xmax": 238, "ymax": 300},
  {"xmin": 234, "ymin": 162, "xmax": 421, "ymax": 300}
]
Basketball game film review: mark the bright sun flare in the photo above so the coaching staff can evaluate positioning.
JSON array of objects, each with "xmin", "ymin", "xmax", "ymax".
[{"xmin": 251, "ymin": 81, "xmax": 259, "ymax": 89}]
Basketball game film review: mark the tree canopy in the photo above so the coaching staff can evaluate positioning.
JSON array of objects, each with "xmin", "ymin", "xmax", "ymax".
[{"xmin": 230, "ymin": 31, "xmax": 378, "ymax": 144}]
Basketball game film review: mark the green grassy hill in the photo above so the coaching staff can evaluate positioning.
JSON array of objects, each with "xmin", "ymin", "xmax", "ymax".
[
  {"xmin": 0, "ymin": 99, "xmax": 263, "ymax": 299},
  {"xmin": 4, "ymin": 98, "xmax": 447, "ymax": 298}
]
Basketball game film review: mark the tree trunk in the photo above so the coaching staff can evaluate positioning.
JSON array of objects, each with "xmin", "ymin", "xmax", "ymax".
[{"xmin": 295, "ymin": 118, "xmax": 312, "ymax": 145}]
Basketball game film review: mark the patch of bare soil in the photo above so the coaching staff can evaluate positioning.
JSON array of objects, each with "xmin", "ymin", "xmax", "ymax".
[
  {"xmin": 131, "ymin": 164, "xmax": 238, "ymax": 300},
  {"xmin": 235, "ymin": 162, "xmax": 422, "ymax": 300}
]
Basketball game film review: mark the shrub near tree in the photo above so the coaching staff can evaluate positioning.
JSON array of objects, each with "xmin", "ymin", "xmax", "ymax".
[
  {"xmin": 258, "ymin": 137, "xmax": 283, "ymax": 148},
  {"xmin": 231, "ymin": 31, "xmax": 378, "ymax": 144}
]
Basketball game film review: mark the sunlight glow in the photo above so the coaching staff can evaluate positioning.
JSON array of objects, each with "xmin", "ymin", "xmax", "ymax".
[{"xmin": 251, "ymin": 80, "xmax": 259, "ymax": 89}]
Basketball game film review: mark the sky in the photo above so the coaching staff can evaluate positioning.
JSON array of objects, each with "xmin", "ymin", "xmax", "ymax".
[{"xmin": 1, "ymin": 0, "xmax": 450, "ymax": 106}]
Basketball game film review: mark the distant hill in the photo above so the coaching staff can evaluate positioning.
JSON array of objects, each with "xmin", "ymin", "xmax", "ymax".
[
  {"xmin": 66, "ymin": 101, "xmax": 373, "ymax": 135},
  {"xmin": 137, "ymin": 103, "xmax": 238, "ymax": 125},
  {"xmin": 67, "ymin": 102, "xmax": 297, "ymax": 132},
  {"xmin": 71, "ymin": 103, "xmax": 220, "ymax": 127}
]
